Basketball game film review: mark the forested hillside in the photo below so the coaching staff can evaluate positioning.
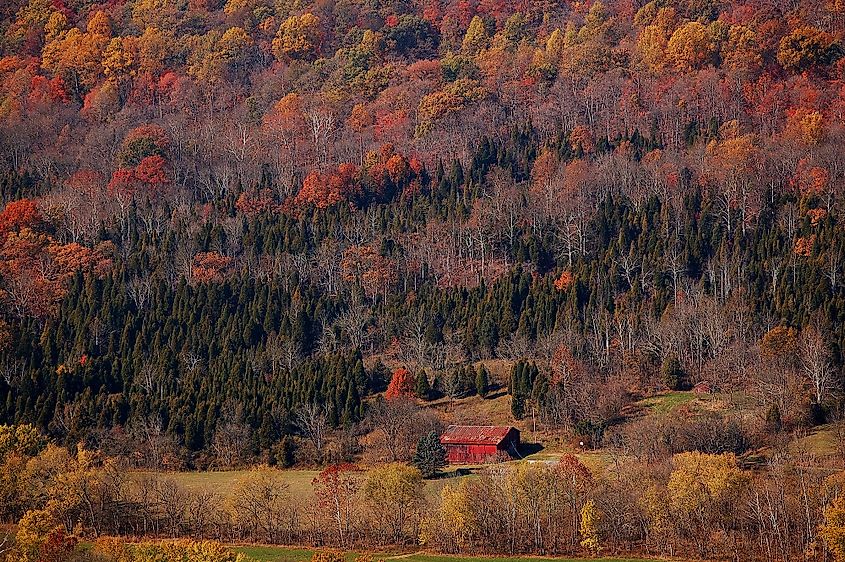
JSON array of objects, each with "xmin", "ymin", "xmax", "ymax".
[
  {"xmin": 4, "ymin": 0, "xmax": 845, "ymax": 559},
  {"xmin": 2, "ymin": 0, "xmax": 845, "ymax": 455}
]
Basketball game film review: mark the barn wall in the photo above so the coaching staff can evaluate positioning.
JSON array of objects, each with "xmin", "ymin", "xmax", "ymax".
[{"xmin": 445, "ymin": 443, "xmax": 499, "ymax": 463}]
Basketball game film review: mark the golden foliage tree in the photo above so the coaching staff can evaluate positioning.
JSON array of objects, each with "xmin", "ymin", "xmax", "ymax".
[{"xmin": 272, "ymin": 13, "xmax": 321, "ymax": 61}]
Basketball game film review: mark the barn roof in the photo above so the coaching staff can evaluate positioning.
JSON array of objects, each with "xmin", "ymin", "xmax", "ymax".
[{"xmin": 440, "ymin": 425, "xmax": 516, "ymax": 446}]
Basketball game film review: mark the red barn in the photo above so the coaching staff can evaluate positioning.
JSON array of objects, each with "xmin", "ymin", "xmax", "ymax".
[{"xmin": 440, "ymin": 425, "xmax": 520, "ymax": 464}]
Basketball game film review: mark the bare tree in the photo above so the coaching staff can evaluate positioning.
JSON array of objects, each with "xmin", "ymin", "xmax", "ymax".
[
  {"xmin": 212, "ymin": 403, "xmax": 252, "ymax": 468},
  {"xmin": 800, "ymin": 325, "xmax": 836, "ymax": 405},
  {"xmin": 399, "ymin": 313, "xmax": 430, "ymax": 373},
  {"xmin": 132, "ymin": 414, "xmax": 180, "ymax": 469},
  {"xmin": 665, "ymin": 248, "xmax": 686, "ymax": 304},
  {"xmin": 228, "ymin": 466, "xmax": 291, "ymax": 543},
  {"xmin": 265, "ymin": 331, "xmax": 302, "ymax": 375},
  {"xmin": 315, "ymin": 241, "xmax": 343, "ymax": 297},
  {"xmin": 305, "ymin": 105, "xmax": 335, "ymax": 167},
  {"xmin": 336, "ymin": 305, "xmax": 370, "ymax": 352},
  {"xmin": 296, "ymin": 403, "xmax": 329, "ymax": 460},
  {"xmin": 825, "ymin": 249, "xmax": 842, "ymax": 294},
  {"xmin": 154, "ymin": 477, "xmax": 191, "ymax": 538},
  {"xmin": 0, "ymin": 358, "xmax": 23, "ymax": 388},
  {"xmin": 186, "ymin": 490, "xmax": 223, "ymax": 539},
  {"xmin": 127, "ymin": 274, "xmax": 153, "ymax": 312},
  {"xmin": 180, "ymin": 350, "xmax": 203, "ymax": 374},
  {"xmin": 367, "ymin": 397, "xmax": 418, "ymax": 462},
  {"xmin": 497, "ymin": 332, "xmax": 532, "ymax": 361},
  {"xmin": 616, "ymin": 253, "xmax": 639, "ymax": 290}
]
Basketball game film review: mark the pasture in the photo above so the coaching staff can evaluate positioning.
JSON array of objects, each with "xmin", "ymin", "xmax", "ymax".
[
  {"xmin": 231, "ymin": 546, "xmax": 657, "ymax": 562},
  {"xmin": 130, "ymin": 468, "xmax": 473, "ymax": 501}
]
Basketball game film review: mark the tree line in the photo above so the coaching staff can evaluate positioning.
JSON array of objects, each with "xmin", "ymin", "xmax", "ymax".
[{"xmin": 4, "ymin": 424, "xmax": 845, "ymax": 561}]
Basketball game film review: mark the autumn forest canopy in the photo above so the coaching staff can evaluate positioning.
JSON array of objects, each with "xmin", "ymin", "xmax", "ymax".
[{"xmin": 3, "ymin": 0, "xmax": 845, "ymax": 559}]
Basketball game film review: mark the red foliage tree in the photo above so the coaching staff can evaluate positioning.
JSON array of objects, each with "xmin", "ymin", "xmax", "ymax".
[
  {"xmin": 385, "ymin": 367, "xmax": 415, "ymax": 399},
  {"xmin": 312, "ymin": 463, "xmax": 363, "ymax": 545},
  {"xmin": 134, "ymin": 154, "xmax": 171, "ymax": 198},
  {"xmin": 236, "ymin": 188, "xmax": 276, "ymax": 216},
  {"xmin": 122, "ymin": 124, "xmax": 170, "ymax": 153},
  {"xmin": 107, "ymin": 169, "xmax": 137, "ymax": 199},
  {"xmin": 39, "ymin": 527, "xmax": 78, "ymax": 562},
  {"xmin": 66, "ymin": 169, "xmax": 104, "ymax": 197},
  {"xmin": 0, "ymin": 198, "xmax": 42, "ymax": 234},
  {"xmin": 296, "ymin": 163, "xmax": 361, "ymax": 209},
  {"xmin": 553, "ymin": 270, "xmax": 574, "ymax": 291},
  {"xmin": 191, "ymin": 252, "xmax": 234, "ymax": 283}
]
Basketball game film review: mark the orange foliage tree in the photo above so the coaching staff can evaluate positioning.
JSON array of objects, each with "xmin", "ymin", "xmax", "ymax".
[
  {"xmin": 296, "ymin": 163, "xmax": 361, "ymax": 209},
  {"xmin": 191, "ymin": 252, "xmax": 234, "ymax": 283},
  {"xmin": 0, "ymin": 198, "xmax": 42, "ymax": 234},
  {"xmin": 341, "ymin": 245, "xmax": 398, "ymax": 300},
  {"xmin": 385, "ymin": 367, "xmax": 415, "ymax": 399}
]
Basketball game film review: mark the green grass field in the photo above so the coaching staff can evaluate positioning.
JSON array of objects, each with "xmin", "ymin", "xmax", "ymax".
[
  {"xmin": 637, "ymin": 391, "xmax": 698, "ymax": 415},
  {"xmin": 231, "ymin": 546, "xmax": 655, "ymax": 562},
  {"xmin": 131, "ymin": 468, "xmax": 479, "ymax": 501},
  {"xmin": 132, "ymin": 469, "xmax": 321, "ymax": 497},
  {"xmin": 788, "ymin": 424, "xmax": 845, "ymax": 463}
]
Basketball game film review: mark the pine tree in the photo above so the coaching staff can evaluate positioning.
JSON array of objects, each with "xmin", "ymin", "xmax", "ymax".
[
  {"xmin": 475, "ymin": 365, "xmax": 489, "ymax": 397},
  {"xmin": 412, "ymin": 430, "xmax": 447, "ymax": 477},
  {"xmin": 415, "ymin": 371, "xmax": 431, "ymax": 400},
  {"xmin": 511, "ymin": 393, "xmax": 525, "ymax": 420}
]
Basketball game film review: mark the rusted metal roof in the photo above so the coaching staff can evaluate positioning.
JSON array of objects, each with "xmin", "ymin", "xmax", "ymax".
[{"xmin": 440, "ymin": 425, "xmax": 516, "ymax": 446}]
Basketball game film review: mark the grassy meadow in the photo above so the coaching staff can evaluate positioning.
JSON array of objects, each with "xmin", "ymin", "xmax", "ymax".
[{"xmin": 231, "ymin": 546, "xmax": 657, "ymax": 562}]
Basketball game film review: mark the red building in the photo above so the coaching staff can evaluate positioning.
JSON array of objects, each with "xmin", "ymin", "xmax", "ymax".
[{"xmin": 440, "ymin": 425, "xmax": 520, "ymax": 464}]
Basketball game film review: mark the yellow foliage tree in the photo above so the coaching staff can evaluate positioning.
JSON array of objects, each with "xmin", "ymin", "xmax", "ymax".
[
  {"xmin": 635, "ymin": 7, "xmax": 677, "ymax": 71},
  {"xmin": 416, "ymin": 79, "xmax": 487, "ymax": 136},
  {"xmin": 667, "ymin": 452, "xmax": 748, "ymax": 556},
  {"xmin": 103, "ymin": 36, "xmax": 138, "ymax": 90},
  {"xmin": 226, "ymin": 465, "xmax": 290, "ymax": 543},
  {"xmin": 309, "ymin": 550, "xmax": 345, "ymax": 562},
  {"xmin": 363, "ymin": 463, "xmax": 424, "ymax": 543},
  {"xmin": 579, "ymin": 498, "xmax": 602, "ymax": 555},
  {"xmin": 42, "ymin": 25, "xmax": 109, "ymax": 96},
  {"xmin": 272, "ymin": 13, "xmax": 321, "ymax": 61},
  {"xmin": 44, "ymin": 11, "xmax": 69, "ymax": 41},
  {"xmin": 545, "ymin": 28, "xmax": 564, "ymax": 63},
  {"xmin": 137, "ymin": 26, "xmax": 172, "ymax": 75},
  {"xmin": 0, "ymin": 424, "xmax": 44, "ymax": 458},
  {"xmin": 91, "ymin": 536, "xmax": 133, "ymax": 562},
  {"xmin": 461, "ymin": 16, "xmax": 488, "ymax": 55},
  {"xmin": 132, "ymin": 0, "xmax": 177, "ymax": 31},
  {"xmin": 777, "ymin": 26, "xmax": 837, "ymax": 72},
  {"xmin": 13, "ymin": 508, "xmax": 62, "ymax": 562},
  {"xmin": 8, "ymin": 0, "xmax": 54, "ymax": 46},
  {"xmin": 722, "ymin": 25, "xmax": 760, "ymax": 71},
  {"xmin": 128, "ymin": 539, "xmax": 255, "ymax": 562},
  {"xmin": 666, "ymin": 21, "xmax": 714, "ymax": 70},
  {"xmin": 87, "ymin": 10, "xmax": 112, "ymax": 37},
  {"xmin": 785, "ymin": 108, "xmax": 827, "ymax": 146},
  {"xmin": 435, "ymin": 480, "xmax": 477, "ymax": 551},
  {"xmin": 822, "ymin": 495, "xmax": 845, "ymax": 561}
]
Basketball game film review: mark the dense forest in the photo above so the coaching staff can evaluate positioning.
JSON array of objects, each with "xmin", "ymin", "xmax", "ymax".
[{"xmin": 3, "ymin": 0, "xmax": 845, "ymax": 558}]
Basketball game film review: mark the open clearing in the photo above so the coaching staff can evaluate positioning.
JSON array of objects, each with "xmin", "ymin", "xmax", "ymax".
[
  {"xmin": 132, "ymin": 469, "xmax": 320, "ymax": 497},
  {"xmin": 131, "ymin": 469, "xmax": 475, "ymax": 500},
  {"xmin": 636, "ymin": 391, "xmax": 698, "ymax": 415},
  {"xmin": 232, "ymin": 546, "xmax": 656, "ymax": 562}
]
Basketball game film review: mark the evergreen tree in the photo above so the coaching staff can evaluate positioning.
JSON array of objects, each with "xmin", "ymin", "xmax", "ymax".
[
  {"xmin": 412, "ymin": 430, "xmax": 448, "ymax": 477},
  {"xmin": 475, "ymin": 365, "xmax": 489, "ymax": 397},
  {"xmin": 415, "ymin": 371, "xmax": 431, "ymax": 400},
  {"xmin": 661, "ymin": 355, "xmax": 685, "ymax": 390},
  {"xmin": 511, "ymin": 393, "xmax": 525, "ymax": 420}
]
